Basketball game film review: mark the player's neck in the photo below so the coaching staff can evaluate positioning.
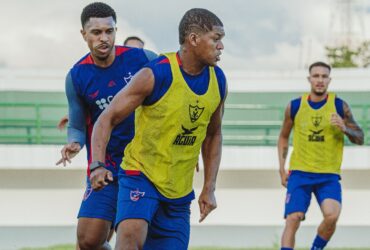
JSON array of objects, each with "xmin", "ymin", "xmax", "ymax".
[
  {"xmin": 178, "ymin": 49, "xmax": 206, "ymax": 76},
  {"xmin": 91, "ymin": 50, "xmax": 116, "ymax": 68},
  {"xmin": 309, "ymin": 92, "xmax": 328, "ymax": 102}
]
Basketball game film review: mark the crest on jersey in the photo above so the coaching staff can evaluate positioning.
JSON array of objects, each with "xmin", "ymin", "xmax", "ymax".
[
  {"xmin": 130, "ymin": 189, "xmax": 145, "ymax": 201},
  {"xmin": 124, "ymin": 72, "xmax": 133, "ymax": 84},
  {"xmin": 311, "ymin": 115, "xmax": 322, "ymax": 128},
  {"xmin": 189, "ymin": 104, "xmax": 204, "ymax": 123}
]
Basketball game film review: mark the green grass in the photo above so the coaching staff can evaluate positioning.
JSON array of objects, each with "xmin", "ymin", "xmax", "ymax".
[{"xmin": 19, "ymin": 245, "xmax": 370, "ymax": 250}]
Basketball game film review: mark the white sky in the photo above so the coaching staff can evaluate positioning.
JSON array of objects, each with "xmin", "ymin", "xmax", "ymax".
[{"xmin": 1, "ymin": 0, "xmax": 370, "ymax": 71}]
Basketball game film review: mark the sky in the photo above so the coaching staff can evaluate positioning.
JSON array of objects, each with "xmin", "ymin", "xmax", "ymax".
[{"xmin": 1, "ymin": 0, "xmax": 370, "ymax": 71}]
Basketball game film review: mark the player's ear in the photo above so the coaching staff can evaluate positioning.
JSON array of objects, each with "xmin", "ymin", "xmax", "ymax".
[
  {"xmin": 81, "ymin": 29, "xmax": 87, "ymax": 41},
  {"xmin": 188, "ymin": 32, "xmax": 200, "ymax": 47}
]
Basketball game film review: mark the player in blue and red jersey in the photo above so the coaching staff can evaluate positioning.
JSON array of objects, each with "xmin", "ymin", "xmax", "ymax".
[
  {"xmin": 90, "ymin": 8, "xmax": 227, "ymax": 250},
  {"xmin": 56, "ymin": 3, "xmax": 156, "ymax": 250}
]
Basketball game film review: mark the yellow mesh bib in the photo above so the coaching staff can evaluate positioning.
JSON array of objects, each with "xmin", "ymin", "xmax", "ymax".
[
  {"xmin": 122, "ymin": 52, "xmax": 221, "ymax": 198},
  {"xmin": 289, "ymin": 93, "xmax": 344, "ymax": 174}
]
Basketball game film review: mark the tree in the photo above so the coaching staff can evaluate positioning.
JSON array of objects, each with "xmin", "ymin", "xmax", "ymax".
[
  {"xmin": 326, "ymin": 41, "xmax": 370, "ymax": 68},
  {"xmin": 326, "ymin": 46, "xmax": 358, "ymax": 68}
]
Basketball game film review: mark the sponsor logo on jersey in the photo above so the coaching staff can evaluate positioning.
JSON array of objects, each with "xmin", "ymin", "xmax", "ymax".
[
  {"xmin": 108, "ymin": 80, "xmax": 116, "ymax": 87},
  {"xmin": 173, "ymin": 125, "xmax": 198, "ymax": 146},
  {"xmin": 308, "ymin": 129, "xmax": 325, "ymax": 142},
  {"xmin": 96, "ymin": 95, "xmax": 114, "ymax": 110}
]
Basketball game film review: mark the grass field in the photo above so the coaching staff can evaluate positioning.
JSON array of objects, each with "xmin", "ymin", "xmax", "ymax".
[{"xmin": 19, "ymin": 245, "xmax": 370, "ymax": 250}]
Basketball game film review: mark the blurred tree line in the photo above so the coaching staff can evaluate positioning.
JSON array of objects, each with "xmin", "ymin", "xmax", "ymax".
[{"xmin": 326, "ymin": 41, "xmax": 370, "ymax": 68}]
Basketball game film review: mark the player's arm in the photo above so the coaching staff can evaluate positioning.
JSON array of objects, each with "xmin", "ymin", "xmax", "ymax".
[
  {"xmin": 90, "ymin": 68, "xmax": 154, "ymax": 190},
  {"xmin": 198, "ymin": 87, "xmax": 227, "ymax": 223},
  {"xmin": 278, "ymin": 103, "xmax": 293, "ymax": 187},
  {"xmin": 331, "ymin": 101, "xmax": 364, "ymax": 145},
  {"xmin": 56, "ymin": 72, "xmax": 86, "ymax": 166}
]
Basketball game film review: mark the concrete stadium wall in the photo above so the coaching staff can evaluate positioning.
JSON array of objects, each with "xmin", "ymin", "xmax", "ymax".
[
  {"xmin": 2, "ymin": 68, "xmax": 370, "ymax": 92},
  {"xmin": 1, "ymin": 145, "xmax": 370, "ymax": 249}
]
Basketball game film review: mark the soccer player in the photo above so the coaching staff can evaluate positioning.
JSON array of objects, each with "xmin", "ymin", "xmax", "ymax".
[
  {"xmin": 123, "ymin": 36, "xmax": 145, "ymax": 48},
  {"xmin": 56, "ymin": 2, "xmax": 156, "ymax": 250},
  {"xmin": 57, "ymin": 36, "xmax": 147, "ymax": 131},
  {"xmin": 278, "ymin": 61, "xmax": 364, "ymax": 250},
  {"xmin": 90, "ymin": 8, "xmax": 227, "ymax": 250}
]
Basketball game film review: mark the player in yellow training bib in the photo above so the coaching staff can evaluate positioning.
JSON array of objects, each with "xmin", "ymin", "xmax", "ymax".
[
  {"xmin": 278, "ymin": 62, "xmax": 364, "ymax": 250},
  {"xmin": 89, "ymin": 8, "xmax": 227, "ymax": 250}
]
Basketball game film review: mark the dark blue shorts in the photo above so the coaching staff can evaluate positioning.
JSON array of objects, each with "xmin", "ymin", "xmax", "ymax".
[
  {"xmin": 77, "ymin": 177, "xmax": 118, "ymax": 227},
  {"xmin": 116, "ymin": 169, "xmax": 194, "ymax": 250},
  {"xmin": 284, "ymin": 171, "xmax": 342, "ymax": 218}
]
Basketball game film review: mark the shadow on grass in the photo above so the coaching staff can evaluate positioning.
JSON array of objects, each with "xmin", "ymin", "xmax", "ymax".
[{"xmin": 19, "ymin": 245, "xmax": 370, "ymax": 250}]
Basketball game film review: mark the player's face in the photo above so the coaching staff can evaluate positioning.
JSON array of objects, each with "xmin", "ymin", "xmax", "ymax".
[
  {"xmin": 196, "ymin": 26, "xmax": 225, "ymax": 66},
  {"xmin": 81, "ymin": 17, "xmax": 116, "ymax": 62},
  {"xmin": 308, "ymin": 66, "xmax": 331, "ymax": 96}
]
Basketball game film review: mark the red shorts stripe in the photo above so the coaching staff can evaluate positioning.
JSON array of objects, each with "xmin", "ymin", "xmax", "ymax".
[{"xmin": 125, "ymin": 170, "xmax": 141, "ymax": 176}]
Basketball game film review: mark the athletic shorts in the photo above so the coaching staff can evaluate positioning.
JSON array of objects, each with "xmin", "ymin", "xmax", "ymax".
[
  {"xmin": 77, "ymin": 177, "xmax": 118, "ymax": 227},
  {"xmin": 116, "ymin": 168, "xmax": 194, "ymax": 250},
  {"xmin": 284, "ymin": 170, "xmax": 342, "ymax": 218}
]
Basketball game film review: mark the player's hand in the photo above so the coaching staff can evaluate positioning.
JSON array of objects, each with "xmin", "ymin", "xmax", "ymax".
[
  {"xmin": 57, "ymin": 115, "xmax": 69, "ymax": 130},
  {"xmin": 280, "ymin": 170, "xmax": 289, "ymax": 188},
  {"xmin": 330, "ymin": 113, "xmax": 346, "ymax": 132},
  {"xmin": 56, "ymin": 142, "xmax": 81, "ymax": 166},
  {"xmin": 198, "ymin": 188, "xmax": 217, "ymax": 223},
  {"xmin": 90, "ymin": 167, "xmax": 113, "ymax": 191}
]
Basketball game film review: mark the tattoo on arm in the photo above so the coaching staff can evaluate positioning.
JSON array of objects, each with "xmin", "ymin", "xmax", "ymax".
[{"xmin": 343, "ymin": 102, "xmax": 364, "ymax": 145}]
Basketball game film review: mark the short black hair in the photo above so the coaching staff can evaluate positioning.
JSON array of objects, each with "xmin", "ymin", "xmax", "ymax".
[
  {"xmin": 123, "ymin": 36, "xmax": 144, "ymax": 46},
  {"xmin": 81, "ymin": 2, "xmax": 117, "ymax": 28},
  {"xmin": 309, "ymin": 61, "xmax": 331, "ymax": 73},
  {"xmin": 178, "ymin": 8, "xmax": 223, "ymax": 45}
]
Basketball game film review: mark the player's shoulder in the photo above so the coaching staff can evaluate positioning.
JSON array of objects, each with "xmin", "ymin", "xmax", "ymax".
[
  {"xmin": 145, "ymin": 55, "xmax": 171, "ymax": 71},
  {"xmin": 115, "ymin": 45, "xmax": 145, "ymax": 58},
  {"xmin": 73, "ymin": 52, "xmax": 94, "ymax": 68},
  {"xmin": 116, "ymin": 46, "xmax": 157, "ymax": 64},
  {"xmin": 213, "ymin": 65, "xmax": 226, "ymax": 81},
  {"xmin": 149, "ymin": 55, "xmax": 170, "ymax": 64},
  {"xmin": 334, "ymin": 94, "xmax": 345, "ymax": 103},
  {"xmin": 291, "ymin": 96, "xmax": 302, "ymax": 104},
  {"xmin": 289, "ymin": 96, "xmax": 302, "ymax": 111},
  {"xmin": 214, "ymin": 65, "xmax": 225, "ymax": 75},
  {"xmin": 69, "ymin": 53, "xmax": 94, "ymax": 84}
]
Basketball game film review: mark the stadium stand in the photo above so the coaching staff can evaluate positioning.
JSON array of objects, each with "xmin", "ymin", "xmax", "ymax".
[{"xmin": 0, "ymin": 91, "xmax": 369, "ymax": 146}]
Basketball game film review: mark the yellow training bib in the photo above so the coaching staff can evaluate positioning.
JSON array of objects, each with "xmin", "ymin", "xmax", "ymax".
[
  {"xmin": 122, "ymin": 52, "xmax": 221, "ymax": 198},
  {"xmin": 289, "ymin": 93, "xmax": 344, "ymax": 174}
]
